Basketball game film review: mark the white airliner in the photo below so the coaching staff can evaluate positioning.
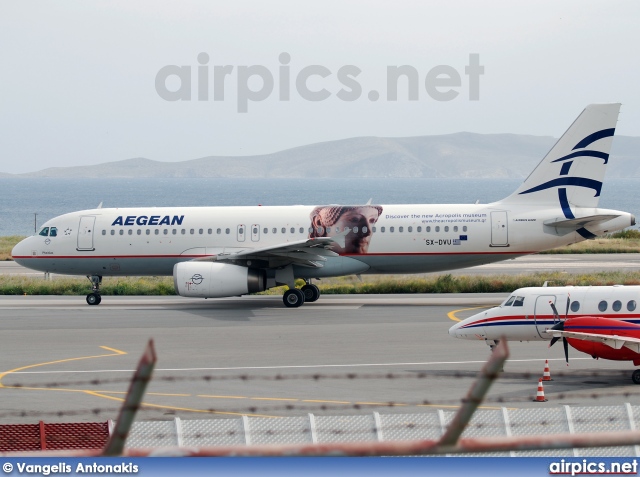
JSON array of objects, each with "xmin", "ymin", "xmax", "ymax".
[
  {"xmin": 449, "ymin": 285, "xmax": 640, "ymax": 348},
  {"xmin": 11, "ymin": 103, "xmax": 635, "ymax": 307}
]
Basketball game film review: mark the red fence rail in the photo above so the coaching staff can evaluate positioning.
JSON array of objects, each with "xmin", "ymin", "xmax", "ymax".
[{"xmin": 0, "ymin": 421, "xmax": 109, "ymax": 453}]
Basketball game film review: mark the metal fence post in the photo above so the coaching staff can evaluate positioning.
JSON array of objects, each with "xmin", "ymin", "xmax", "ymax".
[
  {"xmin": 373, "ymin": 412, "xmax": 384, "ymax": 442},
  {"xmin": 242, "ymin": 416, "xmax": 251, "ymax": 446},
  {"xmin": 174, "ymin": 417, "xmax": 183, "ymax": 448},
  {"xmin": 308, "ymin": 414, "xmax": 318, "ymax": 444},
  {"xmin": 564, "ymin": 405, "xmax": 578, "ymax": 457},
  {"xmin": 625, "ymin": 403, "xmax": 640, "ymax": 457}
]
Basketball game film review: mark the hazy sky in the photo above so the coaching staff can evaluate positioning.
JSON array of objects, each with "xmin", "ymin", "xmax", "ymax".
[{"xmin": 1, "ymin": 1, "xmax": 639, "ymax": 174}]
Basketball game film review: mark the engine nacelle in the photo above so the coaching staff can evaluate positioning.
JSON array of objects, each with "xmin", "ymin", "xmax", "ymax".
[{"xmin": 173, "ymin": 261, "xmax": 266, "ymax": 298}]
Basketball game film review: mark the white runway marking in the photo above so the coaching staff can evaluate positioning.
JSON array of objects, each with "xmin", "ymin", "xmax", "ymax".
[{"xmin": 7, "ymin": 357, "xmax": 589, "ymax": 375}]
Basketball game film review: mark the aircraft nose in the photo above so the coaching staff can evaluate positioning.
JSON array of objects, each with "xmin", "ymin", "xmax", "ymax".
[
  {"xmin": 448, "ymin": 321, "xmax": 461, "ymax": 337},
  {"xmin": 11, "ymin": 237, "xmax": 31, "ymax": 263}
]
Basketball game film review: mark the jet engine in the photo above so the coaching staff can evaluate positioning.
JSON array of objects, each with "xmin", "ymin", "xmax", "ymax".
[{"xmin": 173, "ymin": 261, "xmax": 266, "ymax": 298}]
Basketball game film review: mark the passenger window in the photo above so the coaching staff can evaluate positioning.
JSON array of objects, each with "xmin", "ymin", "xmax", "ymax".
[
  {"xmin": 598, "ymin": 300, "xmax": 608, "ymax": 312},
  {"xmin": 129, "ymin": 230, "xmax": 133, "ymax": 235},
  {"xmin": 163, "ymin": 229, "xmax": 168, "ymax": 235},
  {"xmin": 190, "ymin": 229, "xmax": 194, "ymax": 234},
  {"xmin": 174, "ymin": 229, "xmax": 178, "ymax": 235},
  {"xmin": 146, "ymin": 229, "xmax": 151, "ymax": 235},
  {"xmin": 137, "ymin": 230, "xmax": 142, "ymax": 235},
  {"xmin": 102, "ymin": 230, "xmax": 106, "ymax": 236},
  {"xmin": 503, "ymin": 296, "xmax": 515, "ymax": 306},
  {"xmin": 454, "ymin": 226, "xmax": 458, "ymax": 232},
  {"xmin": 390, "ymin": 227, "xmax": 394, "ymax": 233},
  {"xmin": 326, "ymin": 227, "xmax": 331, "ymax": 234},
  {"xmin": 380, "ymin": 226, "xmax": 385, "ymax": 233},
  {"xmin": 444, "ymin": 226, "xmax": 449, "ymax": 232},
  {"xmin": 353, "ymin": 226, "xmax": 359, "ymax": 233},
  {"xmin": 290, "ymin": 227, "xmax": 295, "ymax": 234},
  {"xmin": 417, "ymin": 226, "xmax": 422, "ymax": 232},
  {"xmin": 613, "ymin": 300, "xmax": 622, "ymax": 312},
  {"xmin": 226, "ymin": 228, "xmax": 230, "ymax": 234},
  {"xmin": 570, "ymin": 301, "xmax": 580, "ymax": 312},
  {"xmin": 281, "ymin": 227, "xmax": 286, "ymax": 234},
  {"xmin": 408, "ymin": 226, "xmax": 412, "ymax": 233},
  {"xmin": 118, "ymin": 230, "xmax": 123, "ymax": 235},
  {"xmin": 264, "ymin": 228, "xmax": 268, "ymax": 234},
  {"xmin": 372, "ymin": 226, "xmax": 376, "ymax": 232},
  {"xmin": 181, "ymin": 229, "xmax": 186, "ymax": 235},
  {"xmin": 628, "ymin": 300, "xmax": 637, "ymax": 312},
  {"xmin": 239, "ymin": 227, "xmax": 243, "ymax": 234},
  {"xmin": 111, "ymin": 230, "xmax": 115, "ymax": 236},
  {"xmin": 399, "ymin": 226, "xmax": 403, "ymax": 233},
  {"xmin": 217, "ymin": 228, "xmax": 222, "ymax": 234},
  {"xmin": 207, "ymin": 229, "xmax": 212, "ymax": 235},
  {"xmin": 39, "ymin": 227, "xmax": 49, "ymax": 237},
  {"xmin": 154, "ymin": 229, "xmax": 159, "ymax": 235},
  {"xmin": 49, "ymin": 227, "xmax": 58, "ymax": 237},
  {"xmin": 463, "ymin": 226, "xmax": 468, "ymax": 232},
  {"xmin": 299, "ymin": 227, "xmax": 304, "ymax": 233},
  {"xmin": 317, "ymin": 227, "xmax": 324, "ymax": 234},
  {"xmin": 199, "ymin": 228, "xmax": 203, "ymax": 234},
  {"xmin": 273, "ymin": 228, "xmax": 277, "ymax": 234},
  {"xmin": 435, "ymin": 226, "xmax": 440, "ymax": 232},
  {"xmin": 513, "ymin": 296, "xmax": 525, "ymax": 306},
  {"xmin": 426, "ymin": 226, "xmax": 431, "ymax": 233}
]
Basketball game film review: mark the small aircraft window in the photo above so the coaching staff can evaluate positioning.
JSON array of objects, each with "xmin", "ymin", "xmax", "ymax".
[
  {"xmin": 264, "ymin": 228, "xmax": 268, "ymax": 234},
  {"xmin": 613, "ymin": 300, "xmax": 622, "ymax": 312},
  {"xmin": 239, "ymin": 228, "xmax": 244, "ymax": 234},
  {"xmin": 308, "ymin": 227, "xmax": 313, "ymax": 234},
  {"xmin": 290, "ymin": 227, "xmax": 295, "ymax": 234},
  {"xmin": 102, "ymin": 230, "xmax": 106, "ymax": 236},
  {"xmin": 299, "ymin": 227, "xmax": 304, "ymax": 234},
  {"xmin": 362, "ymin": 226, "xmax": 367, "ymax": 233},
  {"xmin": 119, "ymin": 230, "xmax": 124, "ymax": 236},
  {"xmin": 128, "ymin": 230, "xmax": 133, "ymax": 235},
  {"xmin": 380, "ymin": 226, "xmax": 385, "ymax": 233},
  {"xmin": 454, "ymin": 226, "xmax": 458, "ymax": 232},
  {"xmin": 417, "ymin": 226, "xmax": 421, "ymax": 232},
  {"xmin": 598, "ymin": 300, "xmax": 608, "ymax": 312},
  {"xmin": 199, "ymin": 228, "xmax": 203, "ymax": 234},
  {"xmin": 217, "ymin": 228, "xmax": 222, "ymax": 234},
  {"xmin": 317, "ymin": 227, "xmax": 324, "ymax": 234},
  {"xmin": 390, "ymin": 227, "xmax": 395, "ymax": 233},
  {"xmin": 353, "ymin": 226, "xmax": 358, "ymax": 233},
  {"xmin": 570, "ymin": 301, "xmax": 580, "ymax": 312},
  {"xmin": 163, "ymin": 229, "xmax": 168, "ymax": 235},
  {"xmin": 137, "ymin": 230, "xmax": 142, "ymax": 235},
  {"xmin": 426, "ymin": 226, "xmax": 431, "ymax": 233},
  {"xmin": 146, "ymin": 229, "xmax": 151, "ymax": 235},
  {"xmin": 326, "ymin": 227, "xmax": 331, "ymax": 234},
  {"xmin": 628, "ymin": 300, "xmax": 637, "ymax": 312},
  {"xmin": 181, "ymin": 229, "xmax": 185, "ymax": 235},
  {"xmin": 408, "ymin": 226, "xmax": 412, "ymax": 233},
  {"xmin": 190, "ymin": 229, "xmax": 195, "ymax": 234},
  {"xmin": 39, "ymin": 227, "xmax": 49, "ymax": 236},
  {"xmin": 435, "ymin": 226, "xmax": 440, "ymax": 232},
  {"xmin": 111, "ymin": 230, "xmax": 115, "ymax": 236},
  {"xmin": 513, "ymin": 296, "xmax": 525, "ymax": 306},
  {"xmin": 372, "ymin": 226, "xmax": 376, "ymax": 232},
  {"xmin": 281, "ymin": 227, "xmax": 286, "ymax": 234},
  {"xmin": 503, "ymin": 296, "xmax": 515, "ymax": 306},
  {"xmin": 174, "ymin": 229, "xmax": 178, "ymax": 235},
  {"xmin": 273, "ymin": 228, "xmax": 277, "ymax": 234},
  {"xmin": 207, "ymin": 229, "xmax": 212, "ymax": 235},
  {"xmin": 49, "ymin": 227, "xmax": 58, "ymax": 237},
  {"xmin": 444, "ymin": 226, "xmax": 449, "ymax": 232},
  {"xmin": 154, "ymin": 229, "xmax": 160, "ymax": 235},
  {"xmin": 226, "ymin": 228, "xmax": 231, "ymax": 234},
  {"xmin": 399, "ymin": 226, "xmax": 403, "ymax": 233},
  {"xmin": 254, "ymin": 227, "xmax": 259, "ymax": 234},
  {"xmin": 463, "ymin": 226, "xmax": 468, "ymax": 232}
]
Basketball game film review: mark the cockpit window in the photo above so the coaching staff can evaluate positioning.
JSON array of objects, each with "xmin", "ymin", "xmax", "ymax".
[
  {"xmin": 49, "ymin": 227, "xmax": 58, "ymax": 237},
  {"xmin": 39, "ymin": 227, "xmax": 50, "ymax": 237},
  {"xmin": 513, "ymin": 296, "xmax": 525, "ymax": 307},
  {"xmin": 503, "ymin": 296, "xmax": 515, "ymax": 306}
]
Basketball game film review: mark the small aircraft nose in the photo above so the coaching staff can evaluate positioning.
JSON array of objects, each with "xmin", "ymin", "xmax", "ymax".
[
  {"xmin": 448, "ymin": 321, "xmax": 462, "ymax": 337},
  {"xmin": 11, "ymin": 237, "xmax": 31, "ymax": 264}
]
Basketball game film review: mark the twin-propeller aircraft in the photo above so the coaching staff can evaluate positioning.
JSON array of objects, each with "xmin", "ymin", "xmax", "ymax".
[{"xmin": 12, "ymin": 104, "xmax": 634, "ymax": 307}]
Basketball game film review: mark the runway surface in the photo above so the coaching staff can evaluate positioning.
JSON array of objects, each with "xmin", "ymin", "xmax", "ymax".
[{"xmin": 1, "ymin": 294, "xmax": 638, "ymax": 425}]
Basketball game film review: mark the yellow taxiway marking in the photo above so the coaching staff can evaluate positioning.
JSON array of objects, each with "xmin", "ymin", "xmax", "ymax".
[
  {"xmin": 447, "ymin": 306, "xmax": 492, "ymax": 322},
  {"xmin": 302, "ymin": 399, "xmax": 351, "ymax": 404},
  {"xmin": 198, "ymin": 394, "xmax": 247, "ymax": 399},
  {"xmin": 251, "ymin": 397, "xmax": 299, "ymax": 402},
  {"xmin": 0, "ymin": 346, "xmax": 127, "ymax": 388}
]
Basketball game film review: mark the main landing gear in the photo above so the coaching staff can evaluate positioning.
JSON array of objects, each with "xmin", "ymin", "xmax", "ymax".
[
  {"xmin": 282, "ymin": 281, "xmax": 321, "ymax": 308},
  {"xmin": 632, "ymin": 369, "xmax": 640, "ymax": 385},
  {"xmin": 86, "ymin": 275, "xmax": 102, "ymax": 306}
]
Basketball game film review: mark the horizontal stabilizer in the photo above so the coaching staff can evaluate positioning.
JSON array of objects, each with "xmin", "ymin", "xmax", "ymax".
[{"xmin": 544, "ymin": 214, "xmax": 620, "ymax": 231}]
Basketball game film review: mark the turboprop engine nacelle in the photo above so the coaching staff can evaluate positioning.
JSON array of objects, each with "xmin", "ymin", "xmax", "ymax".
[{"xmin": 173, "ymin": 261, "xmax": 266, "ymax": 298}]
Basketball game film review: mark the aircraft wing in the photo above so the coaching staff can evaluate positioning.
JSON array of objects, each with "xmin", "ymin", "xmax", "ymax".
[
  {"xmin": 546, "ymin": 329, "xmax": 640, "ymax": 353},
  {"xmin": 193, "ymin": 234, "xmax": 344, "ymax": 269}
]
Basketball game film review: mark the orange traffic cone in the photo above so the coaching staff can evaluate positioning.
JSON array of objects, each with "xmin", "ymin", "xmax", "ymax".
[
  {"xmin": 542, "ymin": 359, "xmax": 552, "ymax": 381},
  {"xmin": 533, "ymin": 378, "xmax": 548, "ymax": 402}
]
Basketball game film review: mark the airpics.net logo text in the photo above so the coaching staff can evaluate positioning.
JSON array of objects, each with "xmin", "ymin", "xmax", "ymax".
[{"xmin": 155, "ymin": 53, "xmax": 484, "ymax": 112}]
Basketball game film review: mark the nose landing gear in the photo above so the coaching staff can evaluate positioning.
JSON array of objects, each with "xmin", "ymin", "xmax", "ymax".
[{"xmin": 86, "ymin": 275, "xmax": 102, "ymax": 305}]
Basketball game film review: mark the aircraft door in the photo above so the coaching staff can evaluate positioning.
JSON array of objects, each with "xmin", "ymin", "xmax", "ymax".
[
  {"xmin": 237, "ymin": 224, "xmax": 246, "ymax": 242},
  {"xmin": 77, "ymin": 216, "xmax": 96, "ymax": 251},
  {"xmin": 534, "ymin": 295, "xmax": 557, "ymax": 339},
  {"xmin": 490, "ymin": 211, "xmax": 509, "ymax": 246},
  {"xmin": 251, "ymin": 224, "xmax": 260, "ymax": 242}
]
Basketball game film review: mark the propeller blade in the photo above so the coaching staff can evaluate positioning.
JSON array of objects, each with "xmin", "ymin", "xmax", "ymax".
[
  {"xmin": 548, "ymin": 321, "xmax": 564, "ymax": 348},
  {"xmin": 563, "ymin": 337, "xmax": 569, "ymax": 365},
  {"xmin": 549, "ymin": 302, "xmax": 560, "ymax": 320},
  {"xmin": 565, "ymin": 296, "xmax": 571, "ymax": 319}
]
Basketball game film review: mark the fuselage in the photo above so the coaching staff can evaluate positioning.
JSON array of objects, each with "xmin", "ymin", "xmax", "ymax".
[
  {"xmin": 449, "ymin": 285, "xmax": 640, "ymax": 343},
  {"xmin": 12, "ymin": 203, "xmax": 632, "ymax": 279}
]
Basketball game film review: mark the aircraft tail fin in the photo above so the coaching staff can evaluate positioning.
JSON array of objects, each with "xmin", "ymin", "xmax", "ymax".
[{"xmin": 500, "ymin": 103, "xmax": 621, "ymax": 209}]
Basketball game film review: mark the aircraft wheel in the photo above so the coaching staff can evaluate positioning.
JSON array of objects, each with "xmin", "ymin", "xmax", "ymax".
[
  {"xmin": 283, "ymin": 289, "xmax": 305, "ymax": 308},
  {"xmin": 301, "ymin": 284, "xmax": 320, "ymax": 303},
  {"xmin": 632, "ymin": 369, "xmax": 640, "ymax": 385},
  {"xmin": 86, "ymin": 293, "xmax": 101, "ymax": 306}
]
